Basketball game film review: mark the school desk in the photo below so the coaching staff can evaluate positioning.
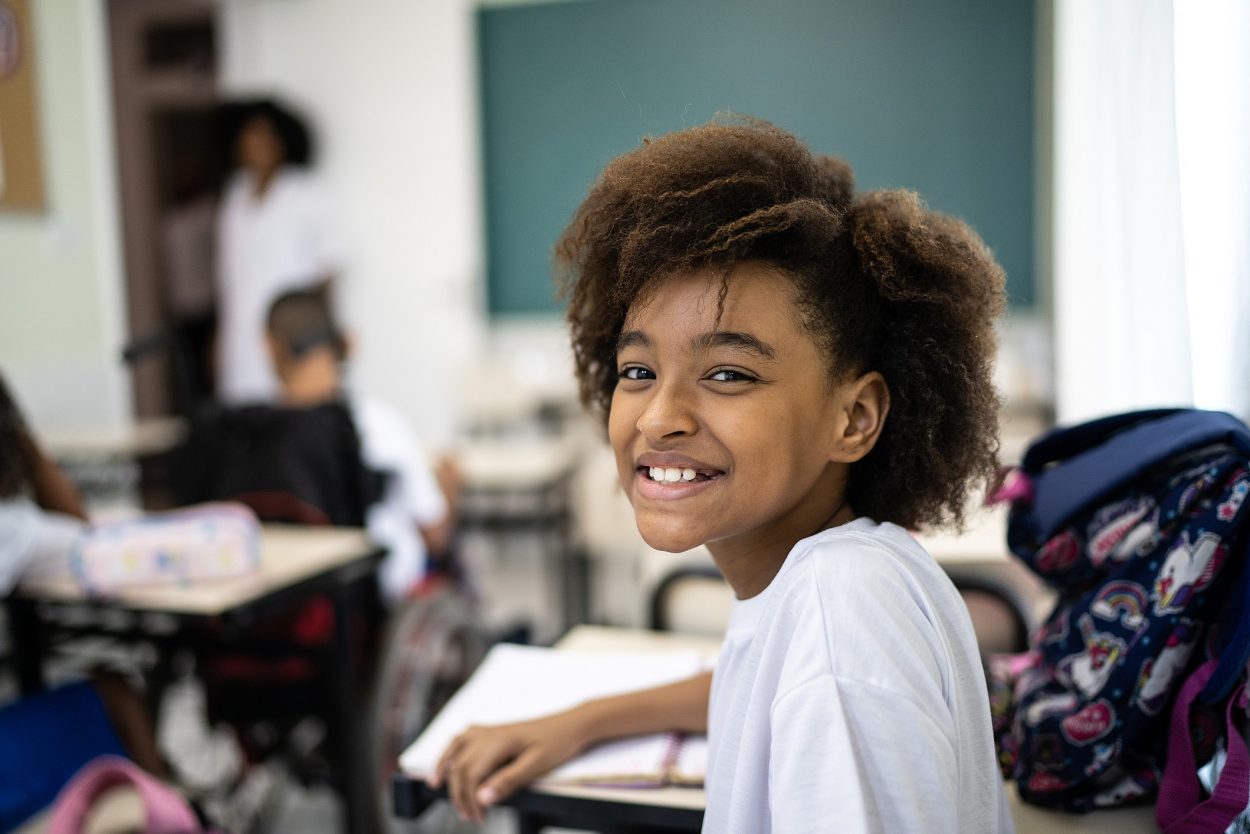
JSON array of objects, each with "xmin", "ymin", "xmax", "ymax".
[
  {"xmin": 392, "ymin": 625, "xmax": 1160, "ymax": 834},
  {"xmin": 39, "ymin": 417, "xmax": 188, "ymax": 508},
  {"xmin": 4, "ymin": 524, "xmax": 385, "ymax": 834}
]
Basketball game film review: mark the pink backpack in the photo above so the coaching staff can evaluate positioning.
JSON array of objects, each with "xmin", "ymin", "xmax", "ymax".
[{"xmin": 47, "ymin": 756, "xmax": 219, "ymax": 834}]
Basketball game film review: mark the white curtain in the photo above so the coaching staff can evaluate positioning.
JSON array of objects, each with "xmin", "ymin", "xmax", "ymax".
[
  {"xmin": 1174, "ymin": 0, "xmax": 1250, "ymax": 420},
  {"xmin": 1053, "ymin": 0, "xmax": 1250, "ymax": 423}
]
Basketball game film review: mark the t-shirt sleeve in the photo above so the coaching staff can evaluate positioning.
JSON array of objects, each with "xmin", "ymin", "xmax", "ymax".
[
  {"xmin": 769, "ymin": 674, "xmax": 959, "ymax": 834},
  {"xmin": 0, "ymin": 499, "xmax": 83, "ymax": 594}
]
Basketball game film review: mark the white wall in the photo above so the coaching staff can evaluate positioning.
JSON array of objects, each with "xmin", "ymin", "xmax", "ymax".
[
  {"xmin": 0, "ymin": 0, "xmax": 129, "ymax": 431},
  {"xmin": 218, "ymin": 0, "xmax": 487, "ymax": 447}
]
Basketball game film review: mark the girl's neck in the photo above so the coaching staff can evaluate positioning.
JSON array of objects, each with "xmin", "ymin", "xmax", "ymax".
[{"xmin": 708, "ymin": 471, "xmax": 856, "ymax": 600}]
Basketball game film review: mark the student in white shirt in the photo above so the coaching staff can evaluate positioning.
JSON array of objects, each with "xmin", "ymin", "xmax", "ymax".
[
  {"xmin": 430, "ymin": 118, "xmax": 1014, "ymax": 832},
  {"xmin": 264, "ymin": 290, "xmax": 454, "ymax": 601},
  {"xmin": 216, "ymin": 98, "xmax": 341, "ymax": 404}
]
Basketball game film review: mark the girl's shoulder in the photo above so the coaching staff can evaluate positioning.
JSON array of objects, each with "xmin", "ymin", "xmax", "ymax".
[
  {"xmin": 783, "ymin": 519, "xmax": 942, "ymax": 598},
  {"xmin": 771, "ymin": 520, "xmax": 965, "ymax": 693}
]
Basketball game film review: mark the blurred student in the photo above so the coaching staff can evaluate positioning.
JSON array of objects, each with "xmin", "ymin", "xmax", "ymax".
[
  {"xmin": 431, "ymin": 119, "xmax": 1012, "ymax": 832},
  {"xmin": 265, "ymin": 289, "xmax": 456, "ymax": 601},
  {"xmin": 0, "ymin": 373, "xmax": 166, "ymax": 833},
  {"xmin": 215, "ymin": 98, "xmax": 341, "ymax": 405}
]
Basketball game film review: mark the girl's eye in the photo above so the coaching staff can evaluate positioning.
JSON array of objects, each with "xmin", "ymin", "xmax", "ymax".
[
  {"xmin": 707, "ymin": 368, "xmax": 756, "ymax": 383},
  {"xmin": 618, "ymin": 365, "xmax": 655, "ymax": 381}
]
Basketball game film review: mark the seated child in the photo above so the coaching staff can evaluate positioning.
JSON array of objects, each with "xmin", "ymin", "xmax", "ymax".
[
  {"xmin": 0, "ymin": 373, "xmax": 166, "ymax": 833},
  {"xmin": 430, "ymin": 118, "xmax": 1013, "ymax": 832},
  {"xmin": 264, "ymin": 289, "xmax": 456, "ymax": 601}
]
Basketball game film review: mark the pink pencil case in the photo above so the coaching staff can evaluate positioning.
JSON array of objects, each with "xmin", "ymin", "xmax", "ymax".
[{"xmin": 70, "ymin": 502, "xmax": 261, "ymax": 593}]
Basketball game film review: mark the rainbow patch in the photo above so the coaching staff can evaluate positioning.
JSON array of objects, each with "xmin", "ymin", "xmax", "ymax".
[{"xmin": 1090, "ymin": 580, "xmax": 1148, "ymax": 630}]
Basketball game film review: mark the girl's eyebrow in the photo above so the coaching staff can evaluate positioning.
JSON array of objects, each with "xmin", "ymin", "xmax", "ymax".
[
  {"xmin": 616, "ymin": 330, "xmax": 651, "ymax": 353},
  {"xmin": 694, "ymin": 331, "xmax": 777, "ymax": 361},
  {"xmin": 616, "ymin": 329, "xmax": 777, "ymax": 361}
]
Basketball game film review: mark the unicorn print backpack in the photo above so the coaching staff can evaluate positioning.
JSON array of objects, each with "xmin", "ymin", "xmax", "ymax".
[{"xmin": 990, "ymin": 409, "xmax": 1250, "ymax": 813}]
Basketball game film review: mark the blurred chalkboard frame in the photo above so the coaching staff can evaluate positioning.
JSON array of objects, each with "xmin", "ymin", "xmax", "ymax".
[{"xmin": 478, "ymin": 0, "xmax": 1035, "ymax": 314}]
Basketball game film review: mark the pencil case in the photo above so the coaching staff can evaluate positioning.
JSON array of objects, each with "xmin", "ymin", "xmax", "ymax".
[{"xmin": 70, "ymin": 502, "xmax": 261, "ymax": 593}]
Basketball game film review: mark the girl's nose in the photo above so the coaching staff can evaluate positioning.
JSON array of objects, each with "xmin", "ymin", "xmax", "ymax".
[{"xmin": 636, "ymin": 380, "xmax": 698, "ymax": 441}]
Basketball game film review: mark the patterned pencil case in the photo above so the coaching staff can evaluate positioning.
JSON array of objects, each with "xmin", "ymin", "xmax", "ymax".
[{"xmin": 70, "ymin": 502, "xmax": 261, "ymax": 593}]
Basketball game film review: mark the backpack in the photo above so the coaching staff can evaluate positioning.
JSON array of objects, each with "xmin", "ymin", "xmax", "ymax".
[
  {"xmin": 990, "ymin": 409, "xmax": 1250, "ymax": 812},
  {"xmin": 47, "ymin": 755, "xmax": 220, "ymax": 834}
]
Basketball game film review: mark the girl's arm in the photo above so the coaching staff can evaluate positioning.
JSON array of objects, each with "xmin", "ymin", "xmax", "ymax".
[
  {"xmin": 21, "ymin": 432, "xmax": 87, "ymax": 520},
  {"xmin": 434, "ymin": 670, "xmax": 711, "ymax": 823}
]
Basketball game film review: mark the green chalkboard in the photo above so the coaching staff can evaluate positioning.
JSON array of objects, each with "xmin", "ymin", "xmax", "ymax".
[{"xmin": 479, "ymin": 0, "xmax": 1035, "ymax": 314}]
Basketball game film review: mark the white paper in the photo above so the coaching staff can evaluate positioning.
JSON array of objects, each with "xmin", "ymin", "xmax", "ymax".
[{"xmin": 399, "ymin": 643, "xmax": 704, "ymax": 785}]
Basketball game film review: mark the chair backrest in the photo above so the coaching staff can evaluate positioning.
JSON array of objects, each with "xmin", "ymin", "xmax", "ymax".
[
  {"xmin": 648, "ymin": 564, "xmax": 734, "ymax": 637},
  {"xmin": 946, "ymin": 571, "xmax": 1032, "ymax": 656},
  {"xmin": 173, "ymin": 402, "xmax": 384, "ymax": 527},
  {"xmin": 647, "ymin": 551, "xmax": 1035, "ymax": 659}
]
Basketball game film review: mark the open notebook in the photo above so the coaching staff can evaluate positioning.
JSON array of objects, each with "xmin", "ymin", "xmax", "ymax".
[{"xmin": 398, "ymin": 643, "xmax": 709, "ymax": 788}]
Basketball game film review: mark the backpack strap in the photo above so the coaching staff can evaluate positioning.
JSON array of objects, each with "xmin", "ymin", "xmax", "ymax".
[
  {"xmin": 1202, "ymin": 535, "xmax": 1250, "ymax": 704},
  {"xmin": 47, "ymin": 755, "xmax": 203, "ymax": 834},
  {"xmin": 1014, "ymin": 409, "xmax": 1250, "ymax": 544},
  {"xmin": 1157, "ymin": 660, "xmax": 1250, "ymax": 834}
]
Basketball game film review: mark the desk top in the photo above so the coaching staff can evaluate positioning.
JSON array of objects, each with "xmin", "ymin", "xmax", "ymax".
[
  {"xmin": 17, "ymin": 525, "xmax": 380, "ymax": 617},
  {"xmin": 39, "ymin": 417, "xmax": 187, "ymax": 461},
  {"xmin": 455, "ymin": 436, "xmax": 579, "ymax": 491}
]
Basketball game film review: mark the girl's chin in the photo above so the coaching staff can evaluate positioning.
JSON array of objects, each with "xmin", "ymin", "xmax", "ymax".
[{"xmin": 636, "ymin": 520, "xmax": 711, "ymax": 555}]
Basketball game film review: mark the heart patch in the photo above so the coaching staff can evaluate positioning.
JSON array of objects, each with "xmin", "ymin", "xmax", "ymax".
[{"xmin": 1060, "ymin": 699, "xmax": 1114, "ymax": 746}]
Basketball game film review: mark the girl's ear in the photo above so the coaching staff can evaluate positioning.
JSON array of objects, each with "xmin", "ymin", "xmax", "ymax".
[{"xmin": 830, "ymin": 372, "xmax": 890, "ymax": 463}]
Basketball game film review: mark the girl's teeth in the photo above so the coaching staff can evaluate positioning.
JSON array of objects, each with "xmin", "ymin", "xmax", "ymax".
[{"xmin": 647, "ymin": 466, "xmax": 702, "ymax": 483}]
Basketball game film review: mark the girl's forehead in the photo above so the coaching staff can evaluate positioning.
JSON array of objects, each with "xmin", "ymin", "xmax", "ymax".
[{"xmin": 622, "ymin": 263, "xmax": 802, "ymax": 331}]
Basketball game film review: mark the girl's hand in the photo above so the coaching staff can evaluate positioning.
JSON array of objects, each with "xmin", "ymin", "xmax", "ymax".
[{"xmin": 429, "ymin": 711, "xmax": 592, "ymax": 824}]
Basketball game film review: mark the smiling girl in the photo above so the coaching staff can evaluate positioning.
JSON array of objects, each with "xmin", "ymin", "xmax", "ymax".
[{"xmin": 433, "ymin": 118, "xmax": 1012, "ymax": 832}]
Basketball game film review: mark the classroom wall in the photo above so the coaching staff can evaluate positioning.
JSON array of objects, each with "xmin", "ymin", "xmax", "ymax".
[
  {"xmin": 217, "ymin": 0, "xmax": 487, "ymax": 446},
  {"xmin": 0, "ymin": 1, "xmax": 130, "ymax": 431}
]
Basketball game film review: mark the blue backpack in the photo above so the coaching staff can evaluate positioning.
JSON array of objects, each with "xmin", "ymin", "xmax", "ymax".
[{"xmin": 990, "ymin": 409, "xmax": 1250, "ymax": 812}]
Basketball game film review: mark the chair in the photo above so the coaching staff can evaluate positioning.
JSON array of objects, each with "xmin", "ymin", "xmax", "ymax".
[
  {"xmin": 646, "ymin": 551, "xmax": 1034, "ymax": 658},
  {"xmin": 944, "ymin": 568, "xmax": 1033, "ymax": 657},
  {"xmin": 166, "ymin": 403, "xmax": 389, "ymax": 823},
  {"xmin": 171, "ymin": 402, "xmax": 385, "ymax": 526},
  {"xmin": 648, "ymin": 562, "xmax": 733, "ymax": 637}
]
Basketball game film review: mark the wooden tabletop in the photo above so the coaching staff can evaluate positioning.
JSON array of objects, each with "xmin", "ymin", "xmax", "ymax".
[{"xmin": 39, "ymin": 417, "xmax": 187, "ymax": 461}]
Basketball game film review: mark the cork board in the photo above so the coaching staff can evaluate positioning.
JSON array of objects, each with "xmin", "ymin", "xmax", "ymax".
[{"xmin": 0, "ymin": 0, "xmax": 45, "ymax": 211}]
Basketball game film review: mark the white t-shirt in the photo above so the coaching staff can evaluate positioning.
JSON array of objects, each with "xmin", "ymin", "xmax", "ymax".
[
  {"xmin": 216, "ymin": 167, "xmax": 340, "ymax": 404},
  {"xmin": 704, "ymin": 518, "xmax": 1013, "ymax": 834},
  {"xmin": 0, "ymin": 496, "xmax": 83, "ymax": 595},
  {"xmin": 353, "ymin": 398, "xmax": 448, "ymax": 602}
]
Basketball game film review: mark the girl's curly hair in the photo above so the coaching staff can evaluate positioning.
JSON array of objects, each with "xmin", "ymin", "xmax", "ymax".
[{"xmin": 557, "ymin": 117, "xmax": 1004, "ymax": 531}]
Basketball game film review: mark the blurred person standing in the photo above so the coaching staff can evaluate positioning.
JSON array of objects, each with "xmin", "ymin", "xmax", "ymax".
[{"xmin": 215, "ymin": 98, "xmax": 342, "ymax": 404}]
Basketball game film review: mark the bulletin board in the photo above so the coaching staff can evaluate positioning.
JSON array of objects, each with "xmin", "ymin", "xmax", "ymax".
[
  {"xmin": 478, "ymin": 0, "xmax": 1036, "ymax": 314},
  {"xmin": 0, "ymin": 0, "xmax": 45, "ymax": 211}
]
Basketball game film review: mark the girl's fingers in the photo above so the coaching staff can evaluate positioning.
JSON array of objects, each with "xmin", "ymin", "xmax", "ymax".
[
  {"xmin": 475, "ymin": 747, "xmax": 547, "ymax": 807},
  {"xmin": 430, "ymin": 732, "xmax": 471, "ymax": 788}
]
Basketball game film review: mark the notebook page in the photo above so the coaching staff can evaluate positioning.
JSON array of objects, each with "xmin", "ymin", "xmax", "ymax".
[
  {"xmin": 399, "ymin": 643, "xmax": 703, "ymax": 784},
  {"xmin": 548, "ymin": 733, "xmax": 680, "ymax": 787},
  {"xmin": 667, "ymin": 734, "xmax": 708, "ymax": 786}
]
